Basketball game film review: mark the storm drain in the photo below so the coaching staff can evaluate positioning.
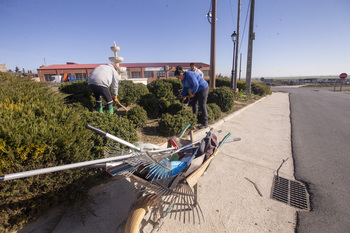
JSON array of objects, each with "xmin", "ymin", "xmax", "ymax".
[{"xmin": 271, "ymin": 175, "xmax": 310, "ymax": 211}]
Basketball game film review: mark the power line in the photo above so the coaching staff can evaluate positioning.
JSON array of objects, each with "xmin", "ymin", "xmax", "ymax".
[
  {"xmin": 228, "ymin": 0, "xmax": 235, "ymax": 26},
  {"xmin": 239, "ymin": 0, "xmax": 251, "ymax": 53}
]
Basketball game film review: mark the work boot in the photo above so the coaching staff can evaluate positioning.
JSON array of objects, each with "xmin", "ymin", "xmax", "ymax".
[
  {"xmin": 198, "ymin": 124, "xmax": 208, "ymax": 129},
  {"xmin": 96, "ymin": 102, "xmax": 103, "ymax": 113},
  {"xmin": 107, "ymin": 104, "xmax": 113, "ymax": 115}
]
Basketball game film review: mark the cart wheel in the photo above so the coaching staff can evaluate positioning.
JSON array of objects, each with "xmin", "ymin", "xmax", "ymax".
[
  {"xmin": 125, "ymin": 194, "xmax": 157, "ymax": 233},
  {"xmin": 124, "ymin": 207, "xmax": 146, "ymax": 233}
]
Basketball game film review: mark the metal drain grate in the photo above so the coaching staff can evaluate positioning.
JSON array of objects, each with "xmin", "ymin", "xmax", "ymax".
[{"xmin": 271, "ymin": 175, "xmax": 310, "ymax": 211}]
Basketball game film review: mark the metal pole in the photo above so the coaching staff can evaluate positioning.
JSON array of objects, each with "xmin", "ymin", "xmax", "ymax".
[
  {"xmin": 340, "ymin": 79, "xmax": 344, "ymax": 91},
  {"xmin": 233, "ymin": 0, "xmax": 241, "ymax": 92},
  {"xmin": 209, "ymin": 0, "xmax": 217, "ymax": 89},
  {"xmin": 230, "ymin": 41, "xmax": 236, "ymax": 89},
  {"xmin": 1, "ymin": 153, "xmax": 133, "ymax": 181},
  {"xmin": 239, "ymin": 53, "xmax": 242, "ymax": 81}
]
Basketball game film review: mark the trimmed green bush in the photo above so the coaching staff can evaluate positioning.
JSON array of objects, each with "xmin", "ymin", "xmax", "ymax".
[
  {"xmin": 158, "ymin": 98, "xmax": 172, "ymax": 114},
  {"xmin": 207, "ymin": 103, "xmax": 222, "ymax": 121},
  {"xmin": 237, "ymin": 81, "xmax": 247, "ymax": 91},
  {"xmin": 83, "ymin": 112, "xmax": 138, "ymax": 156},
  {"xmin": 251, "ymin": 83, "xmax": 271, "ymax": 96},
  {"xmin": 118, "ymin": 80, "xmax": 149, "ymax": 106},
  {"xmin": 126, "ymin": 105, "xmax": 148, "ymax": 128},
  {"xmin": 159, "ymin": 98, "xmax": 183, "ymax": 115},
  {"xmin": 166, "ymin": 101, "xmax": 184, "ymax": 115},
  {"xmin": 0, "ymin": 75, "xmax": 95, "ymax": 231},
  {"xmin": 198, "ymin": 103, "xmax": 222, "ymax": 124},
  {"xmin": 0, "ymin": 73, "xmax": 138, "ymax": 232},
  {"xmin": 147, "ymin": 79, "xmax": 174, "ymax": 99},
  {"xmin": 207, "ymin": 87, "xmax": 235, "ymax": 112},
  {"xmin": 215, "ymin": 77, "xmax": 231, "ymax": 87},
  {"xmin": 59, "ymin": 80, "xmax": 95, "ymax": 111},
  {"xmin": 163, "ymin": 78, "xmax": 183, "ymax": 96},
  {"xmin": 138, "ymin": 93, "xmax": 160, "ymax": 118},
  {"xmin": 159, "ymin": 109, "xmax": 197, "ymax": 136}
]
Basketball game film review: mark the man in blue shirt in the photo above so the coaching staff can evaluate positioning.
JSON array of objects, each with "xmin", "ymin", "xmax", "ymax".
[{"xmin": 175, "ymin": 65, "xmax": 209, "ymax": 129}]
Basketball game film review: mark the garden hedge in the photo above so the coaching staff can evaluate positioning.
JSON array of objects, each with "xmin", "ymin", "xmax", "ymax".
[
  {"xmin": 207, "ymin": 86, "xmax": 235, "ymax": 112},
  {"xmin": 147, "ymin": 79, "xmax": 174, "ymax": 99},
  {"xmin": 126, "ymin": 105, "xmax": 148, "ymax": 128},
  {"xmin": 163, "ymin": 78, "xmax": 183, "ymax": 96},
  {"xmin": 118, "ymin": 80, "xmax": 149, "ymax": 106},
  {"xmin": 138, "ymin": 93, "xmax": 160, "ymax": 118},
  {"xmin": 0, "ymin": 73, "xmax": 137, "ymax": 232},
  {"xmin": 59, "ymin": 80, "xmax": 95, "ymax": 111},
  {"xmin": 251, "ymin": 83, "xmax": 271, "ymax": 96},
  {"xmin": 197, "ymin": 103, "xmax": 222, "ymax": 124},
  {"xmin": 159, "ymin": 109, "xmax": 197, "ymax": 136}
]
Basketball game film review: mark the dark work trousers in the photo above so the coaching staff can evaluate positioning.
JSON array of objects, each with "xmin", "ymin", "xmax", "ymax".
[
  {"xmin": 191, "ymin": 86, "xmax": 209, "ymax": 126},
  {"xmin": 89, "ymin": 84, "xmax": 113, "ymax": 107}
]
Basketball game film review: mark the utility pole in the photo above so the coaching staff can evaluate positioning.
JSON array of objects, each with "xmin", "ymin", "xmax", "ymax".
[
  {"xmin": 239, "ymin": 53, "xmax": 242, "ymax": 81},
  {"xmin": 209, "ymin": 0, "xmax": 217, "ymax": 89},
  {"xmin": 233, "ymin": 0, "xmax": 241, "ymax": 93},
  {"xmin": 246, "ymin": 0, "xmax": 255, "ymax": 94}
]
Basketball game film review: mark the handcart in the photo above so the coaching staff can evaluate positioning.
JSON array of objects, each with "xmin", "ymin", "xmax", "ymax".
[
  {"xmin": 0, "ymin": 124, "xmax": 240, "ymax": 233},
  {"xmin": 103, "ymin": 125, "xmax": 238, "ymax": 233},
  {"xmin": 122, "ymin": 129, "xmax": 232, "ymax": 233}
]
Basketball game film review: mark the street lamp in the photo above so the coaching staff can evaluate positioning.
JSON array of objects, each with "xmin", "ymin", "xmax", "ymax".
[{"xmin": 230, "ymin": 31, "xmax": 237, "ymax": 89}]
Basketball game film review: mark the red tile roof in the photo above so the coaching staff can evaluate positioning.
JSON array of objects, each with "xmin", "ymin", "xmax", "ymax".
[{"xmin": 37, "ymin": 62, "xmax": 209, "ymax": 70}]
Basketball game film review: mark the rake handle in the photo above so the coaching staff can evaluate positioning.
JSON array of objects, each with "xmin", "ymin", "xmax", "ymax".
[
  {"xmin": 86, "ymin": 124, "xmax": 107, "ymax": 137},
  {"xmin": 86, "ymin": 124, "xmax": 141, "ymax": 151}
]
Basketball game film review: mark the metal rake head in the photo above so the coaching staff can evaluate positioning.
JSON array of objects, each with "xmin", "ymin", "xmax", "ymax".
[
  {"xmin": 105, "ymin": 141, "xmax": 175, "ymax": 180},
  {"xmin": 132, "ymin": 177, "xmax": 205, "ymax": 225}
]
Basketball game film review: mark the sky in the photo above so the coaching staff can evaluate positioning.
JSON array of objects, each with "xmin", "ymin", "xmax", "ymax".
[{"xmin": 0, "ymin": 0, "xmax": 349, "ymax": 78}]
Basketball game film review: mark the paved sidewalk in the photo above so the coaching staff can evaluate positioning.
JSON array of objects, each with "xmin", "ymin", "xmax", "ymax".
[
  {"xmin": 159, "ymin": 92, "xmax": 296, "ymax": 233},
  {"xmin": 20, "ymin": 92, "xmax": 297, "ymax": 233}
]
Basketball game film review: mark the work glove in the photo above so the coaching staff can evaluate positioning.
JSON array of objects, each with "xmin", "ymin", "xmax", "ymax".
[
  {"xmin": 189, "ymin": 93, "xmax": 195, "ymax": 98},
  {"xmin": 176, "ymin": 95, "xmax": 183, "ymax": 100},
  {"xmin": 114, "ymin": 96, "xmax": 119, "ymax": 103}
]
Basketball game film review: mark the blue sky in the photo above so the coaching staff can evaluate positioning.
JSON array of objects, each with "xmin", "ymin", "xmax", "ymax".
[{"xmin": 1, "ymin": 0, "xmax": 349, "ymax": 78}]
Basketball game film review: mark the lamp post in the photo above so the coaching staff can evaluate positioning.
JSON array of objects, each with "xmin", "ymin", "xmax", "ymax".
[{"xmin": 230, "ymin": 31, "xmax": 237, "ymax": 90}]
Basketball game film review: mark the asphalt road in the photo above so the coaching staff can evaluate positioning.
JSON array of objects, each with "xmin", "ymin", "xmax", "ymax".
[{"xmin": 271, "ymin": 86, "xmax": 350, "ymax": 233}]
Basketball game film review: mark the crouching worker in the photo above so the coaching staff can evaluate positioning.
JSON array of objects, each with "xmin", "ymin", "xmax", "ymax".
[
  {"xmin": 88, "ymin": 63, "xmax": 120, "ymax": 114},
  {"xmin": 175, "ymin": 65, "xmax": 209, "ymax": 129}
]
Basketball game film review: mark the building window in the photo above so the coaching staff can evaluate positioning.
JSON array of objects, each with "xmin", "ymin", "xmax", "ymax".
[
  {"xmin": 131, "ymin": 72, "xmax": 141, "ymax": 78},
  {"xmin": 156, "ymin": 70, "xmax": 166, "ymax": 77},
  {"xmin": 168, "ymin": 71, "xmax": 175, "ymax": 77},
  {"xmin": 203, "ymin": 70, "xmax": 210, "ymax": 77},
  {"xmin": 75, "ymin": 73, "xmax": 87, "ymax": 80},
  {"xmin": 144, "ymin": 71, "xmax": 154, "ymax": 78},
  {"xmin": 44, "ymin": 74, "xmax": 56, "ymax": 82}
]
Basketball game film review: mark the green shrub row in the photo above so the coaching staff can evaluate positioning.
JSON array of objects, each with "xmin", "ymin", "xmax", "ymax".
[
  {"xmin": 208, "ymin": 86, "xmax": 235, "ymax": 112},
  {"xmin": 118, "ymin": 80, "xmax": 149, "ymax": 106},
  {"xmin": 205, "ymin": 78, "xmax": 247, "ymax": 92},
  {"xmin": 59, "ymin": 80, "xmax": 95, "ymax": 111},
  {"xmin": 251, "ymin": 83, "xmax": 271, "ymax": 96},
  {"xmin": 138, "ymin": 93, "xmax": 160, "ymax": 118},
  {"xmin": 198, "ymin": 103, "xmax": 222, "ymax": 124},
  {"xmin": 147, "ymin": 79, "xmax": 175, "ymax": 99},
  {"xmin": 159, "ymin": 109, "xmax": 197, "ymax": 136},
  {"xmin": 0, "ymin": 74, "xmax": 137, "ymax": 232},
  {"xmin": 126, "ymin": 105, "xmax": 148, "ymax": 128}
]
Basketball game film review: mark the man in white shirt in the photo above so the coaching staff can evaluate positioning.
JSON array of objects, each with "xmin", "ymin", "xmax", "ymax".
[
  {"xmin": 188, "ymin": 63, "xmax": 204, "ymax": 77},
  {"xmin": 88, "ymin": 63, "xmax": 120, "ymax": 114}
]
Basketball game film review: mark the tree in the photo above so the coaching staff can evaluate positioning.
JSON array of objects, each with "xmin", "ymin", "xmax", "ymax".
[{"xmin": 15, "ymin": 66, "xmax": 19, "ymax": 73}]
